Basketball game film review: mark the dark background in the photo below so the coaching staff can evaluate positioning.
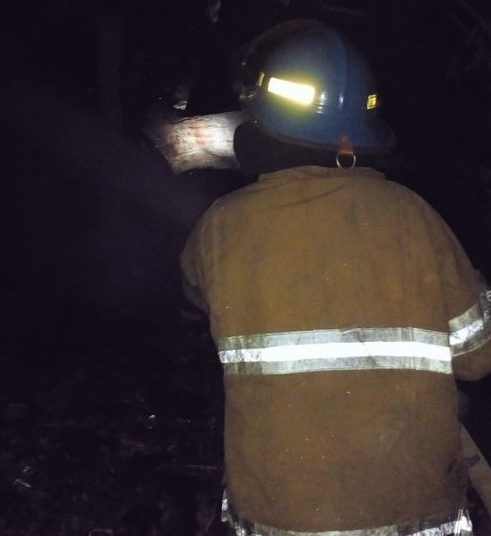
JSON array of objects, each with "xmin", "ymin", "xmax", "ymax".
[{"xmin": 0, "ymin": 1, "xmax": 490, "ymax": 534}]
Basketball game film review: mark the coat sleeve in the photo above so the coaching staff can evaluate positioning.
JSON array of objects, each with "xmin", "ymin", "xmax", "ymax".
[
  {"xmin": 180, "ymin": 203, "xmax": 215, "ymax": 315},
  {"xmin": 449, "ymin": 271, "xmax": 491, "ymax": 382},
  {"xmin": 180, "ymin": 212, "xmax": 210, "ymax": 314},
  {"xmin": 425, "ymin": 205, "xmax": 491, "ymax": 381}
]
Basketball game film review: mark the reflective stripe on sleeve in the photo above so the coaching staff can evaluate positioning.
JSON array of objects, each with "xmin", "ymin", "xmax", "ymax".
[
  {"xmin": 221, "ymin": 491, "xmax": 473, "ymax": 535},
  {"xmin": 449, "ymin": 289, "xmax": 491, "ymax": 356},
  {"xmin": 218, "ymin": 327, "xmax": 452, "ymax": 375}
]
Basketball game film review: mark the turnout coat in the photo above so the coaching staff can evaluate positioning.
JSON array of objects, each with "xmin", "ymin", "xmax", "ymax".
[{"xmin": 181, "ymin": 166, "xmax": 491, "ymax": 535}]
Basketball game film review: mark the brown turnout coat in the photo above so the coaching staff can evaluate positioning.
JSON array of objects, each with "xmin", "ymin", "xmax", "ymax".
[{"xmin": 181, "ymin": 166, "xmax": 491, "ymax": 533}]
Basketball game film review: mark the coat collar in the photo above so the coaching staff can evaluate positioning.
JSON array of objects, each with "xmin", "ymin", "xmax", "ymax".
[{"xmin": 258, "ymin": 165, "xmax": 386, "ymax": 182}]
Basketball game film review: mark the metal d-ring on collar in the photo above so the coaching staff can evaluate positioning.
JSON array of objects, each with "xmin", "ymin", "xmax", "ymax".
[
  {"xmin": 336, "ymin": 152, "xmax": 357, "ymax": 169},
  {"xmin": 336, "ymin": 135, "xmax": 357, "ymax": 169}
]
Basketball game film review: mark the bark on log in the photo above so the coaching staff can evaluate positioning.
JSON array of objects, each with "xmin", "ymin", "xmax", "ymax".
[{"xmin": 144, "ymin": 111, "xmax": 245, "ymax": 173}]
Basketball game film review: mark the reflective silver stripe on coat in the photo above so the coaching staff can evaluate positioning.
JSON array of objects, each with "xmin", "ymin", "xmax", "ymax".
[
  {"xmin": 222, "ymin": 492, "xmax": 473, "ymax": 536},
  {"xmin": 449, "ymin": 289, "xmax": 491, "ymax": 356},
  {"xmin": 218, "ymin": 328, "xmax": 452, "ymax": 375}
]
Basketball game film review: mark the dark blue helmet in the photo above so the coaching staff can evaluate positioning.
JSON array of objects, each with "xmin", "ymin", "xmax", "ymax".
[{"xmin": 240, "ymin": 23, "xmax": 394, "ymax": 154}]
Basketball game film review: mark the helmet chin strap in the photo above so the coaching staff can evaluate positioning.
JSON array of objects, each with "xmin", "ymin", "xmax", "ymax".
[{"xmin": 336, "ymin": 135, "xmax": 357, "ymax": 169}]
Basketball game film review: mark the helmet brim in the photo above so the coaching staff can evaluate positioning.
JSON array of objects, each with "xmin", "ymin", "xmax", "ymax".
[{"xmin": 246, "ymin": 97, "xmax": 396, "ymax": 154}]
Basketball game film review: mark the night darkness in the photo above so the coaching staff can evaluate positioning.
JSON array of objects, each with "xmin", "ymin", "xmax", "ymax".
[{"xmin": 1, "ymin": 1, "xmax": 491, "ymax": 535}]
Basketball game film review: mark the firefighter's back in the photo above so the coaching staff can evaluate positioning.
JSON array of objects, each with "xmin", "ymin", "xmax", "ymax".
[{"xmin": 198, "ymin": 165, "xmax": 468, "ymax": 531}]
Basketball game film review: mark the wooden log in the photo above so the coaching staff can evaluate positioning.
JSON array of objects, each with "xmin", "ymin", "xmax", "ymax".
[{"xmin": 144, "ymin": 111, "xmax": 245, "ymax": 173}]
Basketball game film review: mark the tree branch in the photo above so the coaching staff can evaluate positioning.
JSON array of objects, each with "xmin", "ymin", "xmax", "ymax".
[
  {"xmin": 315, "ymin": 1, "xmax": 366, "ymax": 17},
  {"xmin": 454, "ymin": 0, "xmax": 491, "ymax": 38}
]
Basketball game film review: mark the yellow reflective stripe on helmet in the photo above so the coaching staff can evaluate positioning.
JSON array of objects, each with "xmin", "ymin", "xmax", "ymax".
[
  {"xmin": 218, "ymin": 327, "xmax": 452, "ymax": 375},
  {"xmin": 267, "ymin": 76, "xmax": 316, "ymax": 105},
  {"xmin": 366, "ymin": 93, "xmax": 377, "ymax": 110}
]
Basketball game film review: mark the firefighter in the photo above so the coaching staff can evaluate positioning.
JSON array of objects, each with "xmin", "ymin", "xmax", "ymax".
[{"xmin": 180, "ymin": 21, "xmax": 491, "ymax": 536}]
